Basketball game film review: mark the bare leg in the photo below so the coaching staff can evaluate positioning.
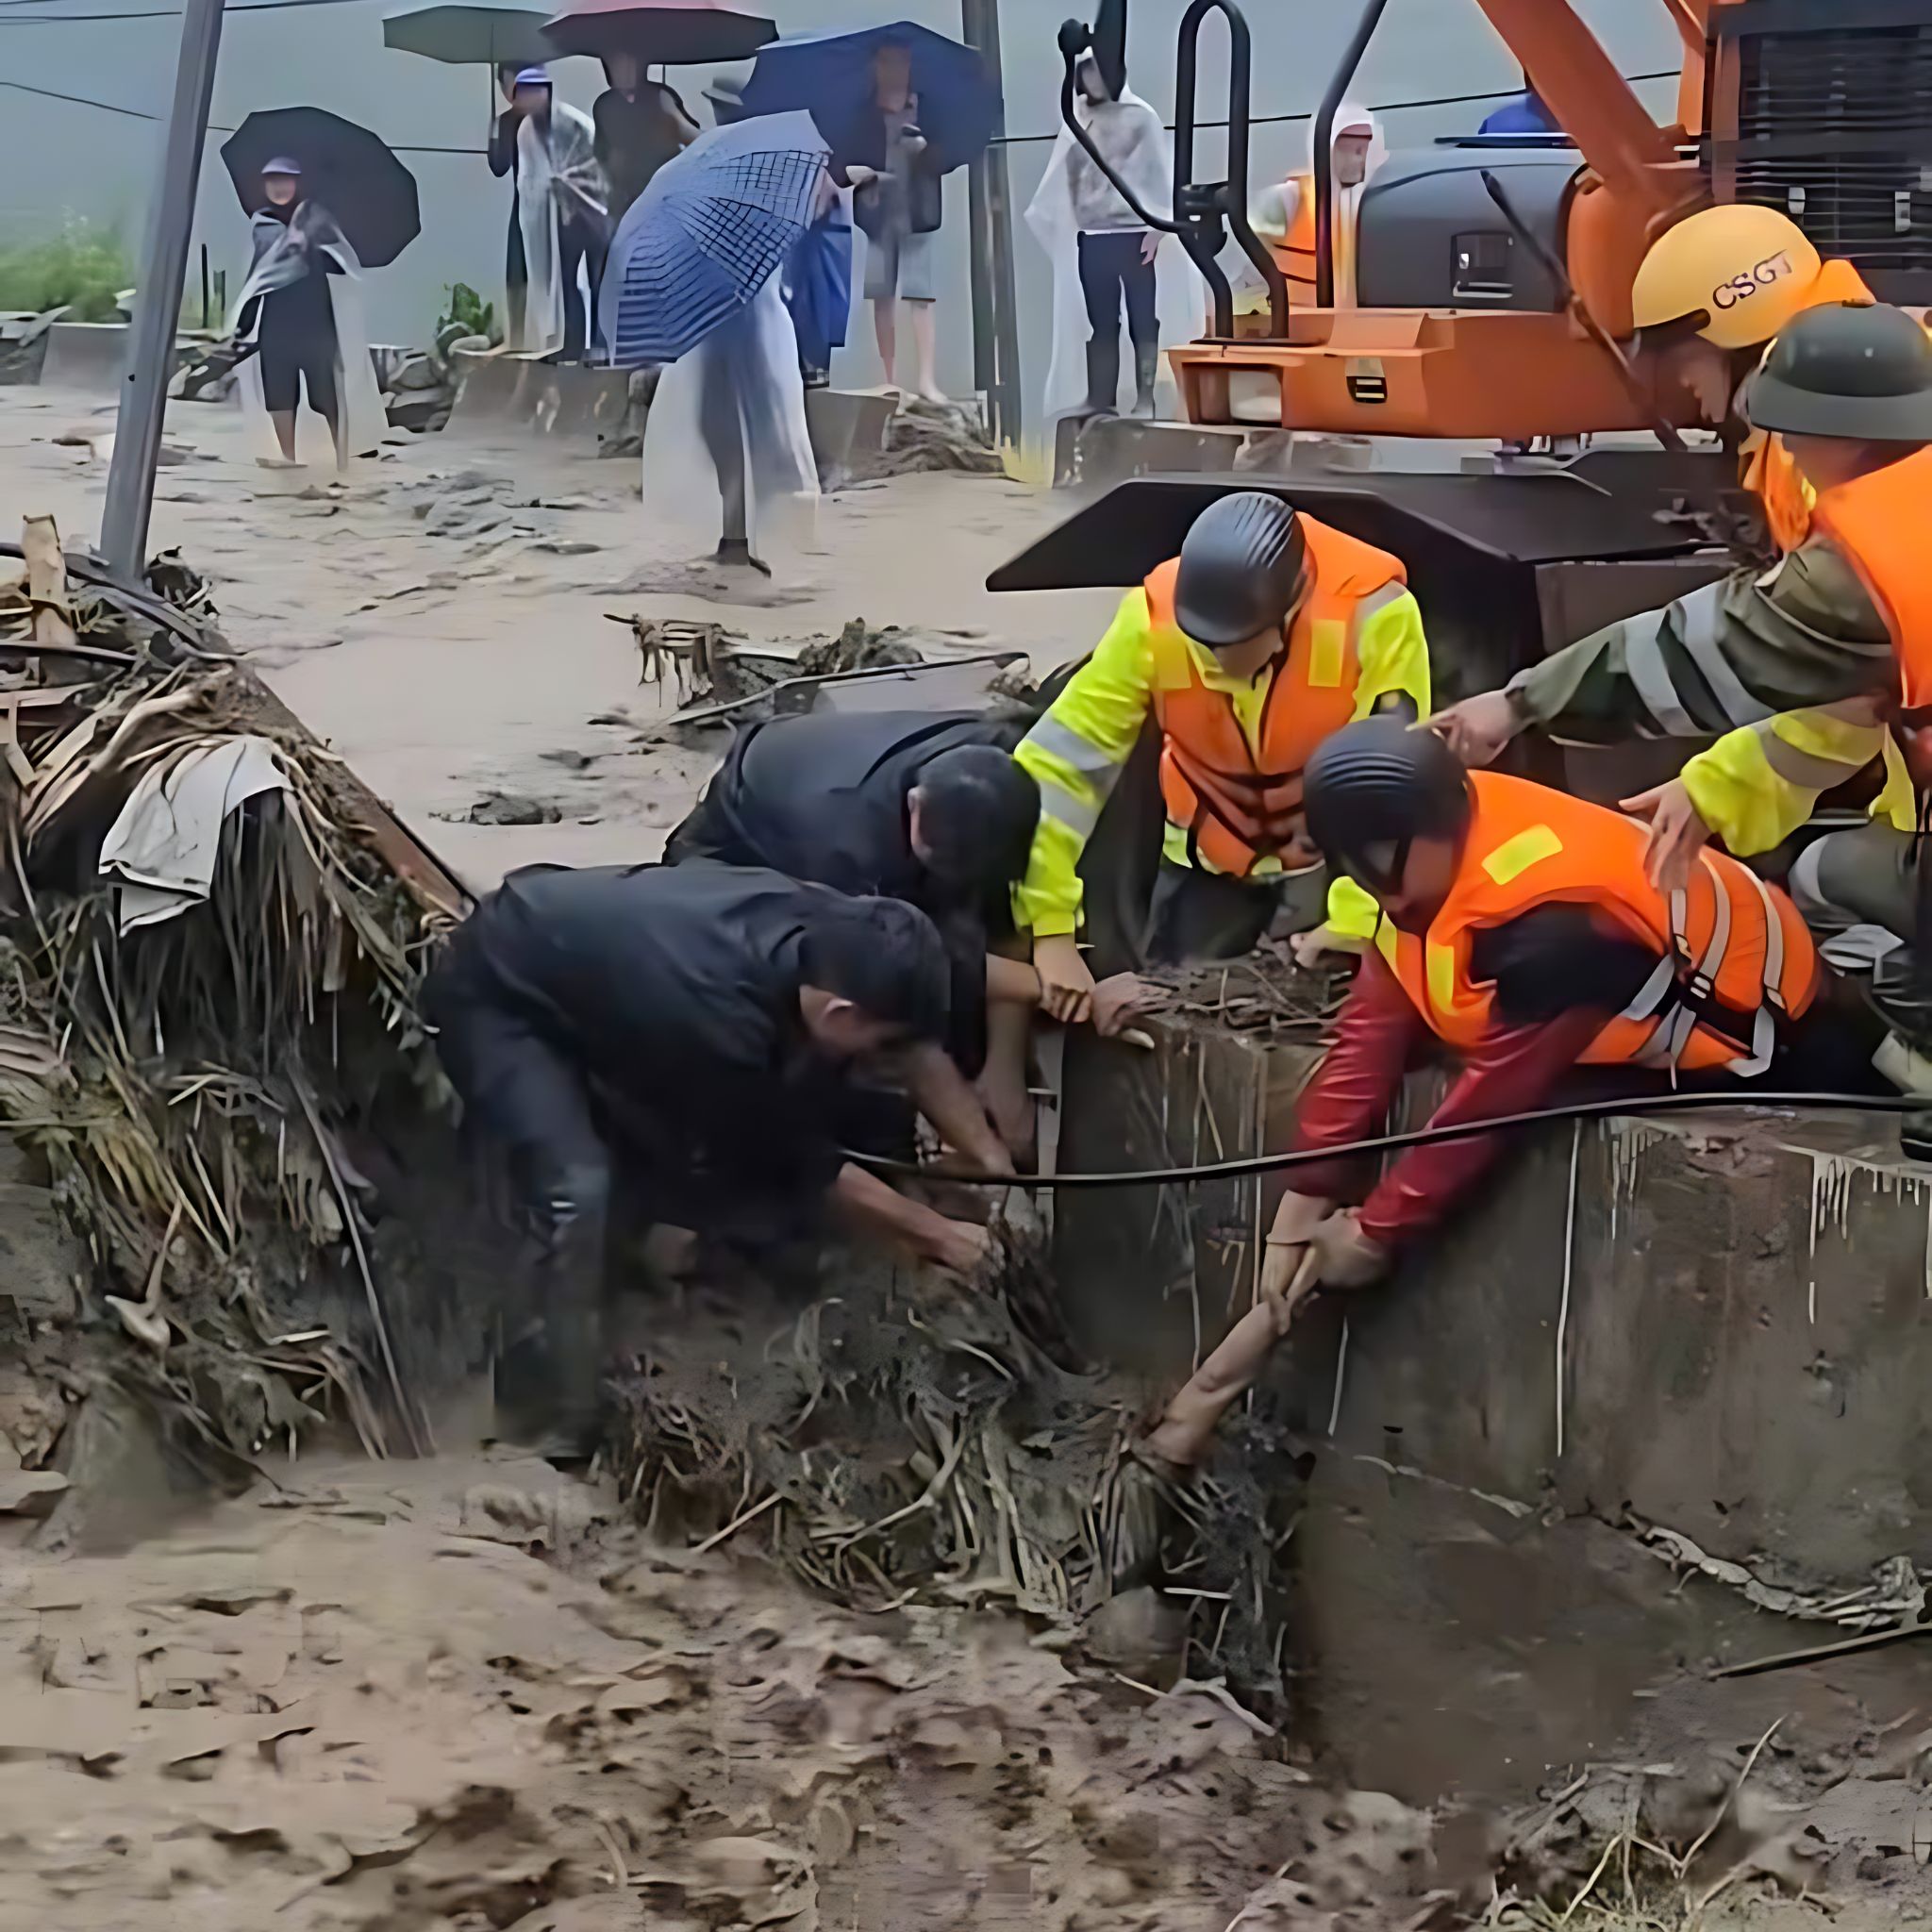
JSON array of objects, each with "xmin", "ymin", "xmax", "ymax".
[
  {"xmin": 907, "ymin": 299, "xmax": 942, "ymax": 403},
  {"xmin": 697, "ymin": 342, "xmax": 760, "ymax": 571},
  {"xmin": 269, "ymin": 410, "xmax": 298, "ymax": 461},
  {"xmin": 872, "ymin": 295, "xmax": 898, "ymax": 391}
]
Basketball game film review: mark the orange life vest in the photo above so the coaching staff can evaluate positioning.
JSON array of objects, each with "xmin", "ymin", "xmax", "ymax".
[
  {"xmin": 1144, "ymin": 516, "xmax": 1407, "ymax": 878},
  {"xmin": 1811, "ymin": 444, "xmax": 1932, "ymax": 712},
  {"xmin": 1278, "ymin": 171, "xmax": 1320, "ymax": 304},
  {"xmin": 1374, "ymin": 772, "xmax": 1818, "ymax": 1074},
  {"xmin": 1740, "ymin": 260, "xmax": 1875, "ymax": 552}
]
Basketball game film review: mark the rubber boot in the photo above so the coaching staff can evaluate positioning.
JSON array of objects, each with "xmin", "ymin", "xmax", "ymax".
[
  {"xmin": 1131, "ymin": 341, "xmax": 1159, "ymax": 419},
  {"xmin": 1083, "ymin": 334, "xmax": 1121, "ymax": 418}
]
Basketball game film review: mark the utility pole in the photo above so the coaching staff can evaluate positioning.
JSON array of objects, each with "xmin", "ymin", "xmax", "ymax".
[
  {"xmin": 961, "ymin": 0, "xmax": 1024, "ymax": 448},
  {"xmin": 100, "ymin": 0, "xmax": 226, "ymax": 577}
]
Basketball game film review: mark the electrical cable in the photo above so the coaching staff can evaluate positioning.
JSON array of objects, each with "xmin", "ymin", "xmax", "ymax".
[{"xmin": 851, "ymin": 1089, "xmax": 1928, "ymax": 1191}]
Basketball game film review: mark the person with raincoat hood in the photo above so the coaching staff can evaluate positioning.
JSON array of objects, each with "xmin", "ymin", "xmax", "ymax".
[
  {"xmin": 1246, "ymin": 104, "xmax": 1387, "ymax": 309},
  {"xmin": 1025, "ymin": 33, "xmax": 1203, "ymax": 424},
  {"xmin": 230, "ymin": 158, "xmax": 386, "ymax": 471},
  {"xmin": 509, "ymin": 66, "xmax": 609, "ymax": 360}
]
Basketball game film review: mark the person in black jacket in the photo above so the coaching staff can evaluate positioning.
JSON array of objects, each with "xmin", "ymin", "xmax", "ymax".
[
  {"xmin": 592, "ymin": 50, "xmax": 697, "ymax": 229},
  {"xmin": 426, "ymin": 863, "xmax": 999, "ymax": 1447},
  {"xmin": 487, "ymin": 63, "xmax": 527, "ymax": 347},
  {"xmin": 664, "ymin": 708, "xmax": 1152, "ymax": 1159}
]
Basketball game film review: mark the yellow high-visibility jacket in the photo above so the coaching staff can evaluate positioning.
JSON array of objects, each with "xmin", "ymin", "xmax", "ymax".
[
  {"xmin": 1012, "ymin": 581, "xmax": 1431, "ymax": 941},
  {"xmin": 1679, "ymin": 696, "xmax": 1910, "ymax": 861}
]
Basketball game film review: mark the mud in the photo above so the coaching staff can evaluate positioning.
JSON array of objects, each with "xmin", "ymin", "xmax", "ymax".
[{"xmin": 0, "ymin": 1452, "xmax": 1461, "ymax": 1932}]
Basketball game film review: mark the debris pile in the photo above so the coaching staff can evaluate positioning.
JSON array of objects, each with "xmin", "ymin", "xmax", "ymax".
[
  {"xmin": 0, "ymin": 517, "xmax": 470, "ymax": 1526},
  {"xmin": 608, "ymin": 1238, "xmax": 1307, "ymax": 1715},
  {"xmin": 856, "ymin": 396, "xmax": 1006, "ymax": 480}
]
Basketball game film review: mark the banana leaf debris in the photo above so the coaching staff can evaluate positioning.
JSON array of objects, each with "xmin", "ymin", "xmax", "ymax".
[{"xmin": 0, "ymin": 514, "xmax": 473, "ymax": 1512}]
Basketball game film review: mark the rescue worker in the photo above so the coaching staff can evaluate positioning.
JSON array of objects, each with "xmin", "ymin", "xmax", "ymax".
[
  {"xmin": 1628, "ymin": 205, "xmax": 1875, "ymax": 553},
  {"xmin": 1141, "ymin": 718, "xmax": 1854, "ymax": 1473},
  {"xmin": 665, "ymin": 708, "xmax": 1147, "ymax": 1158},
  {"xmin": 1246, "ymin": 106, "xmax": 1387, "ymax": 309},
  {"xmin": 426, "ymin": 862, "xmax": 996, "ymax": 1449},
  {"xmin": 1430, "ymin": 305, "xmax": 1932, "ymax": 878},
  {"xmin": 1015, "ymin": 490, "xmax": 1431, "ymax": 1020},
  {"xmin": 1641, "ymin": 307, "xmax": 1932, "ymax": 1063}
]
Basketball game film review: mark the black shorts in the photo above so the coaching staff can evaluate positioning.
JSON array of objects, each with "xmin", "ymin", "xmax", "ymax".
[{"xmin": 258, "ymin": 332, "xmax": 338, "ymax": 421}]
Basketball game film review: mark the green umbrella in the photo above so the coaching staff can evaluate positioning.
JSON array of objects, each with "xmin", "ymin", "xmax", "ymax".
[{"xmin": 383, "ymin": 4, "xmax": 552, "ymax": 67}]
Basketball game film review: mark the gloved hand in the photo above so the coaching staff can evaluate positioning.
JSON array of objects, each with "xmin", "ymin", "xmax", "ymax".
[{"xmin": 1307, "ymin": 1208, "xmax": 1391, "ymax": 1290}]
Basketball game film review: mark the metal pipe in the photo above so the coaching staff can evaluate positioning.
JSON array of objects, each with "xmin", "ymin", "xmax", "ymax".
[
  {"xmin": 100, "ymin": 0, "xmax": 225, "ymax": 576},
  {"xmin": 962, "ymin": 0, "xmax": 1023, "ymax": 446},
  {"xmin": 1201, "ymin": 0, "xmax": 1287, "ymax": 334},
  {"xmin": 1314, "ymin": 0, "xmax": 1390, "ymax": 309}
]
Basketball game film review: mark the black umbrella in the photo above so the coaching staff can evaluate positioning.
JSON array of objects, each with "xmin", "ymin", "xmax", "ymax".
[{"xmin": 221, "ymin": 108, "xmax": 422, "ymax": 271}]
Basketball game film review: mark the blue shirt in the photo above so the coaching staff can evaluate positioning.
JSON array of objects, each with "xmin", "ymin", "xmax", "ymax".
[{"xmin": 1478, "ymin": 93, "xmax": 1561, "ymax": 136}]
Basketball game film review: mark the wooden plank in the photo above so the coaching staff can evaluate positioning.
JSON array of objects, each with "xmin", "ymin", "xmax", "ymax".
[{"xmin": 21, "ymin": 515, "xmax": 75, "ymax": 657}]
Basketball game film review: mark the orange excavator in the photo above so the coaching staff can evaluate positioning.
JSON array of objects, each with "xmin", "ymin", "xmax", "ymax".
[{"xmin": 994, "ymin": 0, "xmax": 1932, "ymax": 696}]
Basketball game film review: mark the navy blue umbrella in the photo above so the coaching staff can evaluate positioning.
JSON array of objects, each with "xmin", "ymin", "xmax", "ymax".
[
  {"xmin": 740, "ymin": 22, "xmax": 999, "ymax": 173},
  {"xmin": 601, "ymin": 109, "xmax": 828, "ymax": 365}
]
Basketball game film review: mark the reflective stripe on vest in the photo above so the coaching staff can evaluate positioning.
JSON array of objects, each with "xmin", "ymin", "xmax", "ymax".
[
  {"xmin": 1375, "ymin": 772, "xmax": 1816, "ymax": 1075},
  {"xmin": 1142, "ymin": 516, "xmax": 1407, "ymax": 879},
  {"xmin": 1813, "ymin": 444, "xmax": 1932, "ymax": 712}
]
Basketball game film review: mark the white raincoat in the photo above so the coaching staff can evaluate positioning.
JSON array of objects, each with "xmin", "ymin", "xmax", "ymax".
[
  {"xmin": 1241, "ymin": 102, "xmax": 1389, "ymax": 311},
  {"xmin": 228, "ymin": 203, "xmax": 386, "ymax": 468},
  {"xmin": 641, "ymin": 270, "xmax": 819, "ymax": 569},
  {"xmin": 1025, "ymin": 84, "xmax": 1204, "ymax": 432},
  {"xmin": 515, "ymin": 101, "xmax": 608, "ymax": 357}
]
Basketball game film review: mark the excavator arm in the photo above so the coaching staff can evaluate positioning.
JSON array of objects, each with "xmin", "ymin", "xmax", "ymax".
[{"xmin": 1468, "ymin": 0, "xmax": 1693, "ymax": 232}]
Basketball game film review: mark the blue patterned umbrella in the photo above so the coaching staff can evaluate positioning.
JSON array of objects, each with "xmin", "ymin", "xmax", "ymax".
[{"xmin": 601, "ymin": 109, "xmax": 828, "ymax": 366}]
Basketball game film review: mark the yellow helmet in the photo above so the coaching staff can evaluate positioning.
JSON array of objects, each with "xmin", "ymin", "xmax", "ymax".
[{"xmin": 1631, "ymin": 206, "xmax": 1824, "ymax": 352}]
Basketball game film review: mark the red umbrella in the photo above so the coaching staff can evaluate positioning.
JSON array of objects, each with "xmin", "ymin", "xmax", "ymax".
[{"xmin": 541, "ymin": 0, "xmax": 774, "ymax": 62}]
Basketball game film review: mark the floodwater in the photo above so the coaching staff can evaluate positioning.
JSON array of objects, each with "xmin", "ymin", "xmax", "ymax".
[{"xmin": 0, "ymin": 382, "xmax": 1118, "ymax": 890}]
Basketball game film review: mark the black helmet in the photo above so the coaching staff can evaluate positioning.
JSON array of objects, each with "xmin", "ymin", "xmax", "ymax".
[
  {"xmin": 1743, "ymin": 301, "xmax": 1932, "ymax": 442},
  {"xmin": 1303, "ymin": 716, "xmax": 1470, "ymax": 890},
  {"xmin": 1172, "ymin": 491, "xmax": 1308, "ymax": 650}
]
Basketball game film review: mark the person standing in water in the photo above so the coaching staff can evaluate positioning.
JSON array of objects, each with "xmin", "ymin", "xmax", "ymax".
[
  {"xmin": 232, "ymin": 158, "xmax": 385, "ymax": 470},
  {"xmin": 832, "ymin": 40, "xmax": 946, "ymax": 403},
  {"xmin": 593, "ymin": 52, "xmax": 697, "ymax": 232}
]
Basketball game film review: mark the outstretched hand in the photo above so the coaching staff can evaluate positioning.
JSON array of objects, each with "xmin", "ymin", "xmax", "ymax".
[
  {"xmin": 1621, "ymin": 778, "xmax": 1710, "ymax": 893},
  {"xmin": 1424, "ymin": 691, "xmax": 1521, "ymax": 769}
]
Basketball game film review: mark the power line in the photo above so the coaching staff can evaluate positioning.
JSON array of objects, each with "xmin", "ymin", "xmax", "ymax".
[{"xmin": 990, "ymin": 70, "xmax": 1681, "ymax": 147}]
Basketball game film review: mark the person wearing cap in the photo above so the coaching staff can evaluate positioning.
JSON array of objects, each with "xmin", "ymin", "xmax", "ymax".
[
  {"xmin": 229, "ymin": 158, "xmax": 387, "ymax": 470},
  {"xmin": 665, "ymin": 708, "xmax": 1140, "ymax": 1159},
  {"xmin": 1626, "ymin": 205, "xmax": 1875, "ymax": 554},
  {"xmin": 1013, "ymin": 489, "xmax": 1431, "ymax": 1013},
  {"xmin": 1140, "ymin": 717, "xmax": 1854, "ymax": 1473},
  {"xmin": 1247, "ymin": 105, "xmax": 1387, "ymax": 309},
  {"xmin": 509, "ymin": 66, "xmax": 609, "ymax": 361},
  {"xmin": 1431, "ymin": 303, "xmax": 1932, "ymax": 877}
]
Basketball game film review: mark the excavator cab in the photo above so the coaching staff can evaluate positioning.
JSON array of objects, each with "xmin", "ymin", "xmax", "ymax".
[{"xmin": 995, "ymin": 0, "xmax": 1932, "ymax": 696}]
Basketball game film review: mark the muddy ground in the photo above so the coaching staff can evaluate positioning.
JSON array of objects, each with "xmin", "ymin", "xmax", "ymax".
[{"xmin": 3, "ymin": 386, "xmax": 1932, "ymax": 1929}]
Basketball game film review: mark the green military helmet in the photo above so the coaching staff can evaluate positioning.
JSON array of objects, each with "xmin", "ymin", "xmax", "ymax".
[{"xmin": 1743, "ymin": 300, "xmax": 1932, "ymax": 442}]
